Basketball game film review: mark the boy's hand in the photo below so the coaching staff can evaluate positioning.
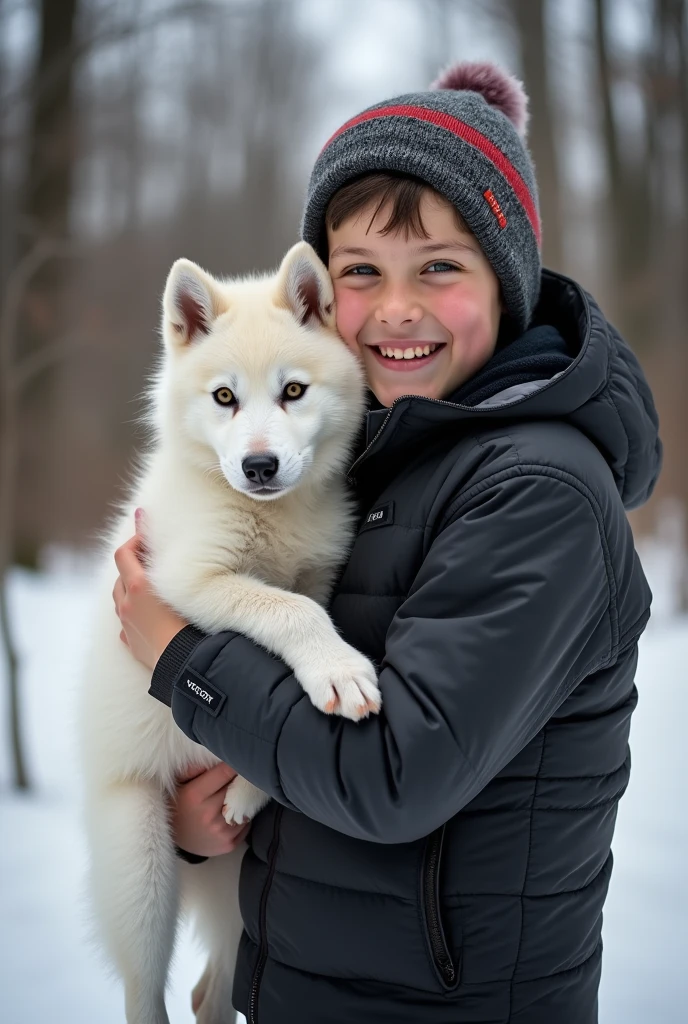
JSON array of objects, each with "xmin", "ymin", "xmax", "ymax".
[{"xmin": 171, "ymin": 762, "xmax": 251, "ymax": 857}]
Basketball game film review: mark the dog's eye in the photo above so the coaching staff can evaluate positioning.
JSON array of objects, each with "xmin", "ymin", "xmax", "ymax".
[
  {"xmin": 213, "ymin": 387, "xmax": 235, "ymax": 406},
  {"xmin": 283, "ymin": 382, "xmax": 307, "ymax": 401}
]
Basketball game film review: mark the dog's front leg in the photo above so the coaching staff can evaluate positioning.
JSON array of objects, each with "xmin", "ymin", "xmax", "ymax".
[
  {"xmin": 184, "ymin": 572, "xmax": 381, "ymax": 722},
  {"xmin": 85, "ymin": 778, "xmax": 178, "ymax": 1024}
]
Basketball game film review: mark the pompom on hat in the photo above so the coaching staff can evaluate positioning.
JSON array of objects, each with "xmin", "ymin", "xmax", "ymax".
[
  {"xmin": 431, "ymin": 61, "xmax": 530, "ymax": 138},
  {"xmin": 300, "ymin": 61, "xmax": 542, "ymax": 330}
]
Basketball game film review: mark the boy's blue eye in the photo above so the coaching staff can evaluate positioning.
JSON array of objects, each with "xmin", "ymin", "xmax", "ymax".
[
  {"xmin": 346, "ymin": 265, "xmax": 378, "ymax": 276},
  {"xmin": 425, "ymin": 261, "xmax": 460, "ymax": 273}
]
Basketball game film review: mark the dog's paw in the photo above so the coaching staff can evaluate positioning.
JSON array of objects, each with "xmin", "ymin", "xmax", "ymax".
[
  {"xmin": 299, "ymin": 647, "xmax": 382, "ymax": 721},
  {"xmin": 222, "ymin": 776, "xmax": 269, "ymax": 827}
]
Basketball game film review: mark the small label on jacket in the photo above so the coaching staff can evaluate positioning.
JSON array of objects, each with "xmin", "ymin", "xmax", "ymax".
[
  {"xmin": 360, "ymin": 500, "xmax": 394, "ymax": 531},
  {"xmin": 175, "ymin": 669, "xmax": 226, "ymax": 718}
]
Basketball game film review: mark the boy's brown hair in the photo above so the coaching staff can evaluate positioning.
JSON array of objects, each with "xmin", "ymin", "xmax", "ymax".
[{"xmin": 324, "ymin": 172, "xmax": 469, "ymax": 252}]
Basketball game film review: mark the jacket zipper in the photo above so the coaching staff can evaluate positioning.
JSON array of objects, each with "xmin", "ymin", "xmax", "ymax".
[
  {"xmin": 247, "ymin": 805, "xmax": 283, "ymax": 1024},
  {"xmin": 422, "ymin": 825, "xmax": 457, "ymax": 987},
  {"xmin": 347, "ymin": 395, "xmax": 455, "ymax": 481}
]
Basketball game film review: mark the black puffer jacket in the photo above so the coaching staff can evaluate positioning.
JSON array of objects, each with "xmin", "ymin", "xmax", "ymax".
[{"xmin": 151, "ymin": 269, "xmax": 661, "ymax": 1023}]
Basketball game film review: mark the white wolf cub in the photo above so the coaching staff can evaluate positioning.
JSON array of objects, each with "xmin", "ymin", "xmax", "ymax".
[{"xmin": 77, "ymin": 241, "xmax": 381, "ymax": 1024}]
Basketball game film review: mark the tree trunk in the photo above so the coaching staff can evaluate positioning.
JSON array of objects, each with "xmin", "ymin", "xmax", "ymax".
[
  {"xmin": 511, "ymin": 0, "xmax": 564, "ymax": 270},
  {"xmin": 0, "ymin": 245, "xmax": 54, "ymax": 791},
  {"xmin": 679, "ymin": 0, "xmax": 688, "ymax": 218},
  {"xmin": 22, "ymin": 0, "xmax": 79, "ymax": 242},
  {"xmin": 15, "ymin": 0, "xmax": 79, "ymax": 567},
  {"xmin": 592, "ymin": 0, "xmax": 655, "ymax": 351}
]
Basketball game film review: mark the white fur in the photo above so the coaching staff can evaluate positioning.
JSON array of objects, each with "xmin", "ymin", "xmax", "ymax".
[{"xmin": 77, "ymin": 242, "xmax": 379, "ymax": 1023}]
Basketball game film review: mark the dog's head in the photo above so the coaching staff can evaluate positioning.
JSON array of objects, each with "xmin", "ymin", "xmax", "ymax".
[{"xmin": 152, "ymin": 242, "xmax": 366, "ymax": 499}]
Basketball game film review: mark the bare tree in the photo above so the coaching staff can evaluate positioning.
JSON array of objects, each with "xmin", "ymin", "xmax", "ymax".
[
  {"xmin": 592, "ymin": 0, "xmax": 656, "ymax": 351},
  {"xmin": 679, "ymin": 0, "xmax": 688, "ymax": 216},
  {"xmin": 510, "ymin": 0, "xmax": 564, "ymax": 270},
  {"xmin": 0, "ymin": 238, "xmax": 82, "ymax": 789},
  {"xmin": 21, "ymin": 0, "xmax": 79, "ymax": 245},
  {"xmin": 10, "ymin": 0, "xmax": 80, "ymax": 570},
  {"xmin": 231, "ymin": 0, "xmax": 322, "ymax": 269}
]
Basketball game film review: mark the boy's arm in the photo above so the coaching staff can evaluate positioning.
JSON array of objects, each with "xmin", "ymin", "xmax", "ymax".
[{"xmin": 150, "ymin": 470, "xmax": 620, "ymax": 844}]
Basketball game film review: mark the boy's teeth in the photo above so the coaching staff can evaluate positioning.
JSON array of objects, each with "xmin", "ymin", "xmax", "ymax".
[{"xmin": 378, "ymin": 343, "xmax": 439, "ymax": 360}]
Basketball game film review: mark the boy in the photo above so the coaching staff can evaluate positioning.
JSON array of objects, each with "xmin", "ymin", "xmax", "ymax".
[{"xmin": 114, "ymin": 62, "xmax": 661, "ymax": 1022}]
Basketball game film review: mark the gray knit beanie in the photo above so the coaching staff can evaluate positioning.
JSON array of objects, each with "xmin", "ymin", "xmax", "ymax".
[{"xmin": 300, "ymin": 62, "xmax": 541, "ymax": 331}]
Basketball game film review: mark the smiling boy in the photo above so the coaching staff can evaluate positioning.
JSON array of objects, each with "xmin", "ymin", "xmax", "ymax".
[
  {"xmin": 328, "ymin": 179, "xmax": 503, "ymax": 405},
  {"xmin": 114, "ymin": 63, "xmax": 662, "ymax": 1023}
]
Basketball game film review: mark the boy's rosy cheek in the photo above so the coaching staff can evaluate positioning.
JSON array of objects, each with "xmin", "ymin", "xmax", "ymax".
[
  {"xmin": 433, "ymin": 290, "xmax": 475, "ymax": 325},
  {"xmin": 436, "ymin": 290, "xmax": 494, "ymax": 339}
]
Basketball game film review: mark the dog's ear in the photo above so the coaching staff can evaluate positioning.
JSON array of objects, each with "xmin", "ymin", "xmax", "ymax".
[
  {"xmin": 162, "ymin": 259, "xmax": 223, "ymax": 347},
  {"xmin": 274, "ymin": 242, "xmax": 335, "ymax": 329}
]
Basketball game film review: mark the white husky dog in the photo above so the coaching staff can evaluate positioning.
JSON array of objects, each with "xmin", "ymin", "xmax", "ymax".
[{"xmin": 77, "ymin": 241, "xmax": 381, "ymax": 1024}]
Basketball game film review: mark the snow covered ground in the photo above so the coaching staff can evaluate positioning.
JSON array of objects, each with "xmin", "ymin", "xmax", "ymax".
[{"xmin": 0, "ymin": 549, "xmax": 686, "ymax": 1023}]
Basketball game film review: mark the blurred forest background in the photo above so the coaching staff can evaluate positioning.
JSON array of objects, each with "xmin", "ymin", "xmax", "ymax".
[{"xmin": 0, "ymin": 0, "xmax": 687, "ymax": 781}]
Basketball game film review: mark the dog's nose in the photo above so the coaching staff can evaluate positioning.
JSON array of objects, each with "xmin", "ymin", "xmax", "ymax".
[{"xmin": 242, "ymin": 454, "xmax": 279, "ymax": 485}]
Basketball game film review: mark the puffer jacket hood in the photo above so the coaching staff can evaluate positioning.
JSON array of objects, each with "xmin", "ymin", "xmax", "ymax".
[{"xmin": 353, "ymin": 268, "xmax": 662, "ymax": 510}]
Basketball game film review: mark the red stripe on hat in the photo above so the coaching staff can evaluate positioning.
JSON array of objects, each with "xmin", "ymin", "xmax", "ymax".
[{"xmin": 321, "ymin": 104, "xmax": 541, "ymax": 244}]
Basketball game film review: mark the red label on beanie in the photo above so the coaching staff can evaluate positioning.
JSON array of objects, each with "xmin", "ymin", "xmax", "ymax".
[{"xmin": 483, "ymin": 189, "xmax": 507, "ymax": 229}]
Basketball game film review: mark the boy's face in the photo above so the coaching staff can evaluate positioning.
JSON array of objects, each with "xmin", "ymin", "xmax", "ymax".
[{"xmin": 327, "ymin": 191, "xmax": 503, "ymax": 407}]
